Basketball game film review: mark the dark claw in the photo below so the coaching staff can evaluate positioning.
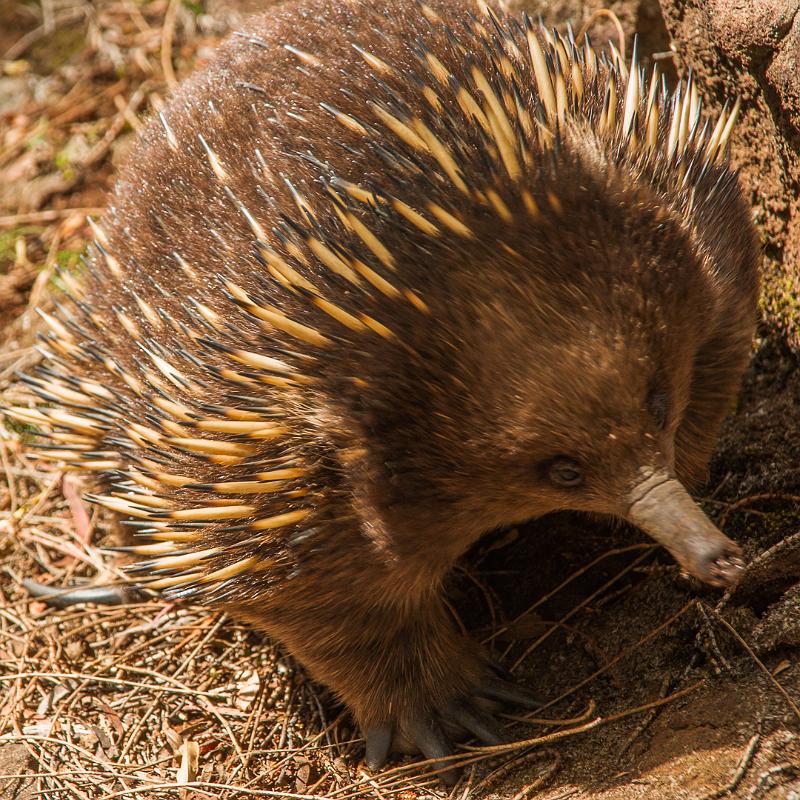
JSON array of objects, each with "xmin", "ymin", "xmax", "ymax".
[
  {"xmin": 486, "ymin": 658, "xmax": 516, "ymax": 682},
  {"xmin": 477, "ymin": 676, "xmax": 542, "ymax": 710},
  {"xmin": 447, "ymin": 702, "xmax": 504, "ymax": 745},
  {"xmin": 404, "ymin": 717, "xmax": 460, "ymax": 786},
  {"xmin": 364, "ymin": 723, "xmax": 393, "ymax": 771},
  {"xmin": 23, "ymin": 579, "xmax": 135, "ymax": 608}
]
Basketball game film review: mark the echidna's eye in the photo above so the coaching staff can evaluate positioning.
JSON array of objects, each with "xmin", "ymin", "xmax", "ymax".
[{"xmin": 548, "ymin": 457, "xmax": 583, "ymax": 488}]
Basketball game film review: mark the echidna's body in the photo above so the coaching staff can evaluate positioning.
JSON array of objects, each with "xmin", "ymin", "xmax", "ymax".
[{"xmin": 10, "ymin": 0, "xmax": 758, "ymax": 776}]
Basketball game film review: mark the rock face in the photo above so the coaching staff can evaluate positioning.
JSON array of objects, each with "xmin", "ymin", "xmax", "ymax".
[{"xmin": 658, "ymin": 0, "xmax": 800, "ymax": 349}]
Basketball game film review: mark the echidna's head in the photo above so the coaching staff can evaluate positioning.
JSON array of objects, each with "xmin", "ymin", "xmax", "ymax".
[
  {"xmin": 281, "ymin": 10, "xmax": 761, "ymax": 590},
  {"xmin": 349, "ymin": 163, "xmax": 754, "ymax": 590}
]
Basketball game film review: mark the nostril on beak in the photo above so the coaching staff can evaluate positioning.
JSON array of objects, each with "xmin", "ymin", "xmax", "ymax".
[{"xmin": 695, "ymin": 539, "xmax": 745, "ymax": 588}]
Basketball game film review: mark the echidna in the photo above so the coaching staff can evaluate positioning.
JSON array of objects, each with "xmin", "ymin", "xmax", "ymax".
[{"xmin": 7, "ymin": 0, "xmax": 759, "ymax": 780}]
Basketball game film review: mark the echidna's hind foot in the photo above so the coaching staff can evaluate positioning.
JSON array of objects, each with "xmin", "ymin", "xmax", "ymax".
[
  {"xmin": 359, "ymin": 647, "xmax": 540, "ymax": 785},
  {"xmin": 22, "ymin": 579, "xmax": 140, "ymax": 608}
]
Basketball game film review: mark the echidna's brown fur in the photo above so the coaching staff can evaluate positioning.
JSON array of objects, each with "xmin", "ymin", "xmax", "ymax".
[{"xmin": 8, "ymin": 0, "xmax": 759, "ymax": 777}]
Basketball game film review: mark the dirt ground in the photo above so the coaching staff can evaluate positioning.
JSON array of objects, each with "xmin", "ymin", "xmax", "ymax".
[{"xmin": 0, "ymin": 1, "xmax": 799, "ymax": 799}]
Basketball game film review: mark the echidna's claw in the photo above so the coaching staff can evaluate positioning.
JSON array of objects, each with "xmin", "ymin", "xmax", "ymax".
[
  {"xmin": 446, "ymin": 701, "xmax": 504, "ymax": 745},
  {"xmin": 364, "ymin": 723, "xmax": 393, "ymax": 770},
  {"xmin": 486, "ymin": 658, "xmax": 516, "ymax": 681},
  {"xmin": 404, "ymin": 716, "xmax": 459, "ymax": 785},
  {"xmin": 477, "ymin": 675, "xmax": 542, "ymax": 709}
]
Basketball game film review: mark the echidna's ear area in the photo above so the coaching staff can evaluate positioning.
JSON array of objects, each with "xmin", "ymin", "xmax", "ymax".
[{"xmin": 4, "ymin": 0, "xmax": 746, "ymax": 601}]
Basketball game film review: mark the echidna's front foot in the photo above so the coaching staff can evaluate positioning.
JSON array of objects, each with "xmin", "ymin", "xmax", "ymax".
[{"xmin": 363, "ymin": 666, "xmax": 540, "ymax": 785}]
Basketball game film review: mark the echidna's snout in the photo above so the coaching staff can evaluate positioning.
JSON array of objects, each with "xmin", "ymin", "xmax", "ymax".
[{"xmin": 626, "ymin": 470, "xmax": 745, "ymax": 588}]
